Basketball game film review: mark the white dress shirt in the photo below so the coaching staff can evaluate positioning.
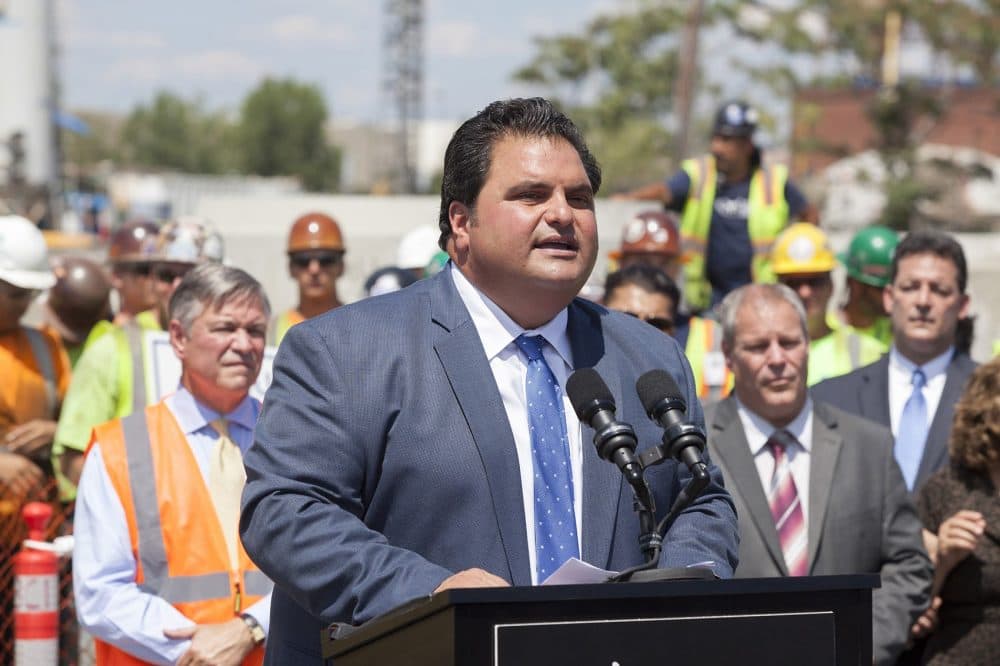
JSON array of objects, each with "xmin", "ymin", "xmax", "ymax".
[
  {"xmin": 736, "ymin": 397, "xmax": 815, "ymax": 525},
  {"xmin": 73, "ymin": 388, "xmax": 270, "ymax": 666},
  {"xmin": 450, "ymin": 265, "xmax": 583, "ymax": 584},
  {"xmin": 887, "ymin": 346, "xmax": 953, "ymax": 438}
]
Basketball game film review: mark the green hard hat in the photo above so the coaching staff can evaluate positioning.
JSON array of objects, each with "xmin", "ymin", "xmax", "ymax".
[{"xmin": 839, "ymin": 226, "xmax": 899, "ymax": 288}]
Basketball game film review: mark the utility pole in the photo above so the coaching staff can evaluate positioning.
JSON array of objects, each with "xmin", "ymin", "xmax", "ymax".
[
  {"xmin": 382, "ymin": 0, "xmax": 424, "ymax": 193},
  {"xmin": 672, "ymin": 0, "xmax": 705, "ymax": 165}
]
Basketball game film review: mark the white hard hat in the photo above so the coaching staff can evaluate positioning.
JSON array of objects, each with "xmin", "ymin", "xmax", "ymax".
[
  {"xmin": 143, "ymin": 216, "xmax": 224, "ymax": 264},
  {"xmin": 0, "ymin": 215, "xmax": 56, "ymax": 290},
  {"xmin": 396, "ymin": 225, "xmax": 441, "ymax": 270}
]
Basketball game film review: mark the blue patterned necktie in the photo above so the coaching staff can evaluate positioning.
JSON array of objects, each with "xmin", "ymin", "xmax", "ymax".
[
  {"xmin": 896, "ymin": 368, "xmax": 928, "ymax": 491},
  {"xmin": 515, "ymin": 334, "xmax": 579, "ymax": 582}
]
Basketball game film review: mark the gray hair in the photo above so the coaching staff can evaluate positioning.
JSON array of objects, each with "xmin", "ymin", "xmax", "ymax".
[
  {"xmin": 169, "ymin": 263, "xmax": 271, "ymax": 333},
  {"xmin": 717, "ymin": 283, "xmax": 808, "ymax": 349}
]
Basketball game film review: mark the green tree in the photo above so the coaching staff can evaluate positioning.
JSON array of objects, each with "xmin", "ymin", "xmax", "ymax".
[
  {"xmin": 120, "ymin": 92, "xmax": 236, "ymax": 173},
  {"xmin": 237, "ymin": 78, "xmax": 340, "ymax": 192},
  {"xmin": 513, "ymin": 1, "xmax": 703, "ymax": 192}
]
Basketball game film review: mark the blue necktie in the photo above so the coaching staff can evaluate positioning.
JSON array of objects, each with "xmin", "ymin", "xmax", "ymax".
[
  {"xmin": 515, "ymin": 334, "xmax": 579, "ymax": 582},
  {"xmin": 896, "ymin": 368, "xmax": 928, "ymax": 491}
]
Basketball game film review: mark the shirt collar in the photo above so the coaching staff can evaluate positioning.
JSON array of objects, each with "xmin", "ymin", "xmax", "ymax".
[
  {"xmin": 166, "ymin": 386, "xmax": 259, "ymax": 436},
  {"xmin": 735, "ymin": 395, "xmax": 814, "ymax": 456},
  {"xmin": 889, "ymin": 345, "xmax": 953, "ymax": 381},
  {"xmin": 449, "ymin": 264, "xmax": 572, "ymax": 368}
]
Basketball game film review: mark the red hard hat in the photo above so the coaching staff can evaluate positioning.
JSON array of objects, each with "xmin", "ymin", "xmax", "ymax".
[
  {"xmin": 287, "ymin": 212, "xmax": 345, "ymax": 253},
  {"xmin": 610, "ymin": 211, "xmax": 681, "ymax": 260}
]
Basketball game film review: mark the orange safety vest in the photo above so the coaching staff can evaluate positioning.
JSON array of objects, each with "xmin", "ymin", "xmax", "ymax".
[{"xmin": 88, "ymin": 402, "xmax": 270, "ymax": 665}]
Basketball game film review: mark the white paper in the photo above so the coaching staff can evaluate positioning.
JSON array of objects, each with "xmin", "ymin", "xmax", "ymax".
[{"xmin": 540, "ymin": 558, "xmax": 617, "ymax": 586}]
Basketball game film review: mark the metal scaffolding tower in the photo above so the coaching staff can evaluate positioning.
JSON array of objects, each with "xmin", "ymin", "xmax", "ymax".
[{"xmin": 382, "ymin": 0, "xmax": 423, "ymax": 193}]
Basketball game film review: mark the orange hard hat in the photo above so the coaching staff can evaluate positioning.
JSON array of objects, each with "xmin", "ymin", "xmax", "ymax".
[
  {"xmin": 609, "ymin": 211, "xmax": 681, "ymax": 260},
  {"xmin": 108, "ymin": 220, "xmax": 161, "ymax": 264},
  {"xmin": 287, "ymin": 212, "xmax": 345, "ymax": 253}
]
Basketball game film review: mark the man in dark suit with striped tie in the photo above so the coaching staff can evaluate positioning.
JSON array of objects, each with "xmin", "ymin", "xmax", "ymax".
[{"xmin": 704, "ymin": 283, "xmax": 931, "ymax": 666}]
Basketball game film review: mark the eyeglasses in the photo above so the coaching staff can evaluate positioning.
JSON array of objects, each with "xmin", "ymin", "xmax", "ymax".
[
  {"xmin": 623, "ymin": 312, "xmax": 674, "ymax": 334},
  {"xmin": 290, "ymin": 251, "xmax": 343, "ymax": 269},
  {"xmin": 780, "ymin": 275, "xmax": 831, "ymax": 291},
  {"xmin": 154, "ymin": 265, "xmax": 192, "ymax": 284}
]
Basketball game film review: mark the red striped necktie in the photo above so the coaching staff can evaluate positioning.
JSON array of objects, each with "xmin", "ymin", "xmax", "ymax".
[{"xmin": 766, "ymin": 430, "xmax": 808, "ymax": 576}]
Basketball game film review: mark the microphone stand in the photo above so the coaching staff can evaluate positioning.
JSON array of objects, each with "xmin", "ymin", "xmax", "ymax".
[{"xmin": 608, "ymin": 429, "xmax": 713, "ymax": 583}]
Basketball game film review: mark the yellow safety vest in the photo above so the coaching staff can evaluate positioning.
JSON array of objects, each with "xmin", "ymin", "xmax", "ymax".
[
  {"xmin": 808, "ymin": 326, "xmax": 886, "ymax": 386},
  {"xmin": 270, "ymin": 309, "xmax": 306, "ymax": 346},
  {"xmin": 680, "ymin": 155, "xmax": 790, "ymax": 311}
]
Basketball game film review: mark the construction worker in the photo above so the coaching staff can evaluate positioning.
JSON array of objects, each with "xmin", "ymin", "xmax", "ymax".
[
  {"xmin": 608, "ymin": 211, "xmax": 732, "ymax": 404},
  {"xmin": 838, "ymin": 225, "xmax": 898, "ymax": 348},
  {"xmin": 772, "ymin": 223, "xmax": 884, "ymax": 386},
  {"xmin": 107, "ymin": 219, "xmax": 161, "ymax": 326},
  {"xmin": 52, "ymin": 218, "xmax": 223, "ymax": 495},
  {"xmin": 272, "ymin": 212, "xmax": 345, "ymax": 345},
  {"xmin": 603, "ymin": 264, "xmax": 679, "ymax": 336},
  {"xmin": 397, "ymin": 225, "xmax": 442, "ymax": 279},
  {"xmin": 0, "ymin": 215, "xmax": 71, "ymax": 497},
  {"xmin": 618, "ymin": 100, "xmax": 817, "ymax": 312},
  {"xmin": 42, "ymin": 255, "xmax": 113, "ymax": 367},
  {"xmin": 74, "ymin": 262, "xmax": 272, "ymax": 665}
]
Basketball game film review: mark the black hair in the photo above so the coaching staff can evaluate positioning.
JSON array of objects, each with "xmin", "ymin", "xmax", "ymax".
[
  {"xmin": 603, "ymin": 264, "xmax": 680, "ymax": 316},
  {"xmin": 437, "ymin": 97, "xmax": 601, "ymax": 250},
  {"xmin": 889, "ymin": 230, "xmax": 968, "ymax": 293}
]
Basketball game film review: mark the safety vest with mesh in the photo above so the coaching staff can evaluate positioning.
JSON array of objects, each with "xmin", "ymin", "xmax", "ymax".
[
  {"xmin": 684, "ymin": 316, "xmax": 734, "ymax": 404},
  {"xmin": 680, "ymin": 155, "xmax": 790, "ymax": 311},
  {"xmin": 270, "ymin": 309, "xmax": 305, "ymax": 346},
  {"xmin": 807, "ymin": 326, "xmax": 886, "ymax": 387},
  {"xmin": 88, "ymin": 402, "xmax": 271, "ymax": 665}
]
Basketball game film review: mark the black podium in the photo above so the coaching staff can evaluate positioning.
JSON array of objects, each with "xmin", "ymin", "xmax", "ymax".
[{"xmin": 324, "ymin": 574, "xmax": 877, "ymax": 665}]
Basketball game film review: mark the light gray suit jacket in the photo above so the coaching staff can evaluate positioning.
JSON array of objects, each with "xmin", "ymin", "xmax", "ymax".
[{"xmin": 706, "ymin": 397, "xmax": 932, "ymax": 666}]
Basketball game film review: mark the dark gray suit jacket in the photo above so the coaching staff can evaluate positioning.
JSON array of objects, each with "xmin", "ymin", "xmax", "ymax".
[
  {"xmin": 706, "ymin": 398, "xmax": 931, "ymax": 666},
  {"xmin": 241, "ymin": 269, "xmax": 739, "ymax": 663},
  {"xmin": 811, "ymin": 352, "xmax": 977, "ymax": 492}
]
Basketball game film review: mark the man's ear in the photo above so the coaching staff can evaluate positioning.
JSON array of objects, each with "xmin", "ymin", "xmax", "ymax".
[
  {"xmin": 168, "ymin": 319, "xmax": 187, "ymax": 362},
  {"xmin": 449, "ymin": 201, "xmax": 472, "ymax": 252}
]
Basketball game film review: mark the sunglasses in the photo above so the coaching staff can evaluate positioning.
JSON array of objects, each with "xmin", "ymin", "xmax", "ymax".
[
  {"xmin": 0, "ymin": 284, "xmax": 38, "ymax": 301},
  {"xmin": 290, "ymin": 252, "xmax": 343, "ymax": 269},
  {"xmin": 119, "ymin": 262, "xmax": 152, "ymax": 277},
  {"xmin": 623, "ymin": 312, "xmax": 674, "ymax": 333},
  {"xmin": 154, "ymin": 266, "xmax": 192, "ymax": 284},
  {"xmin": 781, "ymin": 275, "xmax": 831, "ymax": 290}
]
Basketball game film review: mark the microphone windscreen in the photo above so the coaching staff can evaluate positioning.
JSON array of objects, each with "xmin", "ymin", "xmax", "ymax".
[
  {"xmin": 636, "ymin": 369, "xmax": 683, "ymax": 415},
  {"xmin": 567, "ymin": 368, "xmax": 615, "ymax": 418}
]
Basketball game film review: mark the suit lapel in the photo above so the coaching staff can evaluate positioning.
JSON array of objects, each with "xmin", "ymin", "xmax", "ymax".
[
  {"xmin": 430, "ymin": 272, "xmax": 531, "ymax": 586},
  {"xmin": 858, "ymin": 356, "xmax": 891, "ymax": 425},
  {"xmin": 806, "ymin": 404, "xmax": 843, "ymax": 571},
  {"xmin": 710, "ymin": 399, "xmax": 788, "ymax": 575},
  {"xmin": 917, "ymin": 354, "xmax": 975, "ymax": 488},
  {"xmin": 567, "ymin": 302, "xmax": 623, "ymax": 568}
]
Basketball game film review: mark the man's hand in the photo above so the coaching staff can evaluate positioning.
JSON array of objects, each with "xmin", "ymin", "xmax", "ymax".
[
  {"xmin": 0, "ymin": 451, "xmax": 44, "ymax": 497},
  {"xmin": 164, "ymin": 618, "xmax": 257, "ymax": 666},
  {"xmin": 434, "ymin": 568, "xmax": 509, "ymax": 593},
  {"xmin": 5, "ymin": 419, "xmax": 57, "ymax": 460},
  {"xmin": 910, "ymin": 596, "xmax": 942, "ymax": 641},
  {"xmin": 936, "ymin": 509, "xmax": 985, "ymax": 574}
]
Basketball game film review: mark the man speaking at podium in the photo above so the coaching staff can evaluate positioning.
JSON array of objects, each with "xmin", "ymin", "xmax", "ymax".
[{"xmin": 240, "ymin": 98, "xmax": 739, "ymax": 662}]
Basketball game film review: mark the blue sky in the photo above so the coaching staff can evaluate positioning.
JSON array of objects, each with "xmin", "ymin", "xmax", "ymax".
[{"xmin": 60, "ymin": 0, "xmax": 611, "ymax": 122}]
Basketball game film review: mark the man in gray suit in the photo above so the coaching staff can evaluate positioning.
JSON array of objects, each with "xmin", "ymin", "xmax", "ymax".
[
  {"xmin": 240, "ymin": 98, "xmax": 739, "ymax": 663},
  {"xmin": 705, "ymin": 283, "xmax": 930, "ymax": 665},
  {"xmin": 812, "ymin": 230, "xmax": 976, "ymax": 495}
]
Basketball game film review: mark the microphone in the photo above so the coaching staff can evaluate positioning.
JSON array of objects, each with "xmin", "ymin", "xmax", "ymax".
[
  {"xmin": 566, "ymin": 368, "xmax": 653, "ymax": 512},
  {"xmin": 635, "ymin": 370, "xmax": 708, "ymax": 474}
]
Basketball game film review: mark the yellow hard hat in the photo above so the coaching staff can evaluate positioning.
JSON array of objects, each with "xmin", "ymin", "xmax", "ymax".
[{"xmin": 771, "ymin": 223, "xmax": 836, "ymax": 275}]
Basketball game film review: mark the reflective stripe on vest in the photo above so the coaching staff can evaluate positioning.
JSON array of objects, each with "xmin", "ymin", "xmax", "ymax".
[
  {"xmin": 120, "ymin": 411, "xmax": 234, "ymax": 603},
  {"xmin": 847, "ymin": 331, "xmax": 861, "ymax": 370},
  {"xmin": 24, "ymin": 327, "xmax": 57, "ymax": 418},
  {"xmin": 123, "ymin": 321, "xmax": 147, "ymax": 414}
]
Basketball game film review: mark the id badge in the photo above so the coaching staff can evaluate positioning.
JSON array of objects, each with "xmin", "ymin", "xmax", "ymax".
[{"xmin": 704, "ymin": 351, "xmax": 727, "ymax": 387}]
